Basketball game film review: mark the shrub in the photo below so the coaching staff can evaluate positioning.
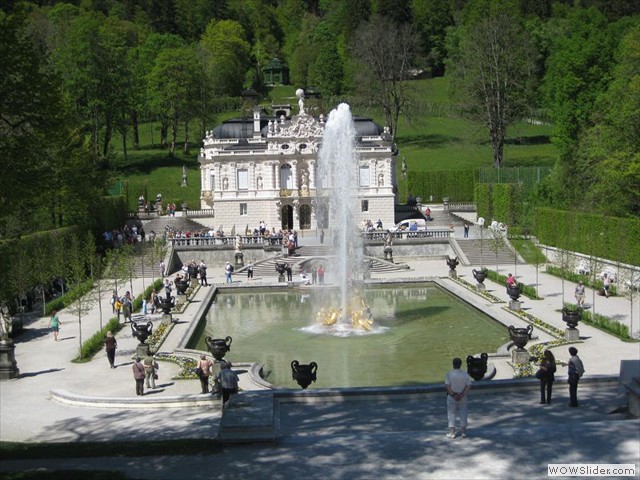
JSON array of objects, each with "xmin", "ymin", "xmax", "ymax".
[
  {"xmin": 486, "ymin": 269, "xmax": 540, "ymax": 299},
  {"xmin": 45, "ymin": 280, "xmax": 94, "ymax": 315},
  {"xmin": 562, "ymin": 303, "xmax": 632, "ymax": 340},
  {"xmin": 546, "ymin": 266, "xmax": 618, "ymax": 296}
]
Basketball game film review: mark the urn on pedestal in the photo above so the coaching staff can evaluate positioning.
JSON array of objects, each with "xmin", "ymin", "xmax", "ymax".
[
  {"xmin": 508, "ymin": 324, "xmax": 533, "ymax": 364},
  {"xmin": 562, "ymin": 306, "xmax": 582, "ymax": 341},
  {"xmin": 291, "ymin": 360, "xmax": 318, "ymax": 389},
  {"xmin": 472, "ymin": 268, "xmax": 488, "ymax": 291},
  {"xmin": 446, "ymin": 256, "xmax": 459, "ymax": 278},
  {"xmin": 131, "ymin": 321, "xmax": 153, "ymax": 357},
  {"xmin": 205, "ymin": 336, "xmax": 233, "ymax": 361},
  {"xmin": 275, "ymin": 262, "xmax": 286, "ymax": 282}
]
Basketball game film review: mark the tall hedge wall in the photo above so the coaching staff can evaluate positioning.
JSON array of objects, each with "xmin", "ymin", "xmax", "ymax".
[
  {"xmin": 475, "ymin": 183, "xmax": 523, "ymax": 226},
  {"xmin": 95, "ymin": 195, "xmax": 127, "ymax": 233},
  {"xmin": 535, "ymin": 207, "xmax": 640, "ymax": 265},
  {"xmin": 407, "ymin": 170, "xmax": 478, "ymax": 202}
]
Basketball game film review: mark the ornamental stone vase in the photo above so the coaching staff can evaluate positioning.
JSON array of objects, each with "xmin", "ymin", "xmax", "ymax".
[
  {"xmin": 472, "ymin": 268, "xmax": 487, "ymax": 284},
  {"xmin": 447, "ymin": 256, "xmax": 459, "ymax": 278},
  {"xmin": 466, "ymin": 353, "xmax": 489, "ymax": 381},
  {"xmin": 275, "ymin": 262, "xmax": 286, "ymax": 283},
  {"xmin": 562, "ymin": 307, "xmax": 582, "ymax": 329},
  {"xmin": 508, "ymin": 325, "xmax": 533, "ymax": 351},
  {"xmin": 291, "ymin": 360, "xmax": 318, "ymax": 389},
  {"xmin": 506, "ymin": 283, "xmax": 522, "ymax": 301},
  {"xmin": 175, "ymin": 279, "xmax": 189, "ymax": 295},
  {"xmin": 205, "ymin": 336, "xmax": 233, "ymax": 361},
  {"xmin": 131, "ymin": 321, "xmax": 153, "ymax": 345},
  {"xmin": 159, "ymin": 290, "xmax": 175, "ymax": 315}
]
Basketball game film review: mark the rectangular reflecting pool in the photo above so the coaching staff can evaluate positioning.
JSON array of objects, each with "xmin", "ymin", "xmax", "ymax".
[{"xmin": 189, "ymin": 284, "xmax": 509, "ymax": 388}]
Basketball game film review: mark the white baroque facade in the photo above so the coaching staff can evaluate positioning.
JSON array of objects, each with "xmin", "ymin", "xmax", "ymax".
[{"xmin": 198, "ymin": 104, "xmax": 398, "ymax": 232}]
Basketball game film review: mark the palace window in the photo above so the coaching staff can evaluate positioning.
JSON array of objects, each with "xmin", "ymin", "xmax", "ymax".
[
  {"xmin": 359, "ymin": 166, "xmax": 370, "ymax": 187},
  {"xmin": 280, "ymin": 164, "xmax": 293, "ymax": 189},
  {"xmin": 240, "ymin": 203, "xmax": 248, "ymax": 216},
  {"xmin": 361, "ymin": 200, "xmax": 369, "ymax": 212},
  {"xmin": 237, "ymin": 169, "xmax": 248, "ymax": 190}
]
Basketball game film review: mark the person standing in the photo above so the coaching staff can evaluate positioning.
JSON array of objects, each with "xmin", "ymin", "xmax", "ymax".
[
  {"xmin": 225, "ymin": 262, "xmax": 233, "ymax": 283},
  {"xmin": 603, "ymin": 273, "xmax": 611, "ymax": 298},
  {"xmin": 318, "ymin": 265, "xmax": 325, "ymax": 285},
  {"xmin": 444, "ymin": 357, "xmax": 472, "ymax": 439},
  {"xmin": 567, "ymin": 347, "xmax": 585, "ymax": 407},
  {"xmin": 247, "ymin": 262, "xmax": 254, "ymax": 280},
  {"xmin": 199, "ymin": 260, "xmax": 208, "ymax": 286},
  {"xmin": 463, "ymin": 224, "xmax": 470, "ymax": 238},
  {"xmin": 132, "ymin": 357, "xmax": 146, "ymax": 396},
  {"xmin": 574, "ymin": 282, "xmax": 586, "ymax": 307},
  {"xmin": 285, "ymin": 263, "xmax": 293, "ymax": 282},
  {"xmin": 143, "ymin": 354, "xmax": 159, "ymax": 389},
  {"xmin": 160, "ymin": 260, "xmax": 166, "ymax": 278},
  {"xmin": 215, "ymin": 361, "xmax": 240, "ymax": 408},
  {"xmin": 49, "ymin": 310, "xmax": 61, "ymax": 342},
  {"xmin": 537, "ymin": 349, "xmax": 556, "ymax": 404},
  {"xmin": 105, "ymin": 331, "xmax": 117, "ymax": 368},
  {"xmin": 197, "ymin": 354, "xmax": 213, "ymax": 394},
  {"xmin": 110, "ymin": 291, "xmax": 118, "ymax": 314}
]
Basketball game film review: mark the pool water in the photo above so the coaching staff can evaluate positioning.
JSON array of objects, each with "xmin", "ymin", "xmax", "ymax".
[{"xmin": 190, "ymin": 284, "xmax": 508, "ymax": 388}]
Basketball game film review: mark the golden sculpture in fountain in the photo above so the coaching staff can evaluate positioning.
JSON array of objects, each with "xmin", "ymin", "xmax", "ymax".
[{"xmin": 316, "ymin": 291, "xmax": 373, "ymax": 331}]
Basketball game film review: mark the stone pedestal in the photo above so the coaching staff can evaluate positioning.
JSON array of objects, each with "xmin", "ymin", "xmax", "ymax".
[
  {"xmin": 135, "ymin": 344, "xmax": 150, "ymax": 358},
  {"xmin": 235, "ymin": 252, "xmax": 244, "ymax": 268},
  {"xmin": 161, "ymin": 313, "xmax": 173, "ymax": 325},
  {"xmin": 512, "ymin": 349, "xmax": 530, "ymax": 364},
  {"xmin": 565, "ymin": 328, "xmax": 580, "ymax": 342},
  {"xmin": 278, "ymin": 274, "xmax": 285, "ymax": 283},
  {"xmin": 509, "ymin": 300, "xmax": 522, "ymax": 311},
  {"xmin": 476, "ymin": 283, "xmax": 486, "ymax": 292},
  {"xmin": 0, "ymin": 340, "xmax": 19, "ymax": 380},
  {"xmin": 448, "ymin": 270, "xmax": 457, "ymax": 279}
]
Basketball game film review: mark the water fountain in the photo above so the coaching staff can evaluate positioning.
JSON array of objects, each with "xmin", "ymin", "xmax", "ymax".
[{"xmin": 314, "ymin": 104, "xmax": 369, "ymax": 333}]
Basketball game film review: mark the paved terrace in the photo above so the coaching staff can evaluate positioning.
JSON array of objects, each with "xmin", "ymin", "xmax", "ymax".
[{"xmin": 1, "ymin": 230, "xmax": 638, "ymax": 479}]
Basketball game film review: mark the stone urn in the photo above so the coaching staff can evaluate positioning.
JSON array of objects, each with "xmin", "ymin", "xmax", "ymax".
[
  {"xmin": 131, "ymin": 321, "xmax": 153, "ymax": 345},
  {"xmin": 158, "ymin": 290, "xmax": 175, "ymax": 315},
  {"xmin": 275, "ymin": 262, "xmax": 286, "ymax": 283},
  {"xmin": 472, "ymin": 268, "xmax": 488, "ymax": 284},
  {"xmin": 447, "ymin": 256, "xmax": 459, "ymax": 278},
  {"xmin": 562, "ymin": 307, "xmax": 582, "ymax": 329},
  {"xmin": 466, "ymin": 353, "xmax": 489, "ymax": 381},
  {"xmin": 506, "ymin": 283, "xmax": 522, "ymax": 301},
  {"xmin": 205, "ymin": 336, "xmax": 233, "ymax": 361},
  {"xmin": 508, "ymin": 325, "xmax": 533, "ymax": 351},
  {"xmin": 291, "ymin": 360, "xmax": 318, "ymax": 389},
  {"xmin": 175, "ymin": 278, "xmax": 189, "ymax": 295}
]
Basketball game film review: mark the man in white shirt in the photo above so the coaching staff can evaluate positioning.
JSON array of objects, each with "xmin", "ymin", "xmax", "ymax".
[{"xmin": 444, "ymin": 357, "xmax": 472, "ymax": 439}]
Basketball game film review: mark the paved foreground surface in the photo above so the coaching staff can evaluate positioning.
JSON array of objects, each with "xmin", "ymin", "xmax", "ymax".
[{"xmin": 1, "ymin": 227, "xmax": 639, "ymax": 478}]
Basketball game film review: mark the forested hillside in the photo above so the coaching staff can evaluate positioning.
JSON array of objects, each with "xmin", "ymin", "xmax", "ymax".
[{"xmin": 1, "ymin": 0, "xmax": 638, "ymax": 238}]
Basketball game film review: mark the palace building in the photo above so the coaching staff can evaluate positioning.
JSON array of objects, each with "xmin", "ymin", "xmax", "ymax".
[{"xmin": 198, "ymin": 95, "xmax": 398, "ymax": 233}]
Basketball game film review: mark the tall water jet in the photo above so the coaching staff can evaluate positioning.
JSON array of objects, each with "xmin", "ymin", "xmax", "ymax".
[{"xmin": 316, "ymin": 103, "xmax": 365, "ymax": 327}]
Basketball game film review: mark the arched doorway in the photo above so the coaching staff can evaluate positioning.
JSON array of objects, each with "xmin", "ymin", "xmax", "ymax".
[
  {"xmin": 281, "ymin": 205, "xmax": 293, "ymax": 230},
  {"xmin": 299, "ymin": 204, "xmax": 311, "ymax": 230}
]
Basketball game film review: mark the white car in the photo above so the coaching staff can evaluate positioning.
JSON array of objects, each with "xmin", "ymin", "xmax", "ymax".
[{"xmin": 388, "ymin": 219, "xmax": 427, "ymax": 233}]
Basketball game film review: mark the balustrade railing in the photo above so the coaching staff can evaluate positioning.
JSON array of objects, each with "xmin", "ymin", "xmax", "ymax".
[
  {"xmin": 171, "ymin": 235, "xmax": 283, "ymax": 248},
  {"xmin": 361, "ymin": 229, "xmax": 452, "ymax": 241}
]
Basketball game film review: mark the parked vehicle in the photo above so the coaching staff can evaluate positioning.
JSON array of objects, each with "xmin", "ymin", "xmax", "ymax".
[{"xmin": 388, "ymin": 219, "xmax": 427, "ymax": 232}]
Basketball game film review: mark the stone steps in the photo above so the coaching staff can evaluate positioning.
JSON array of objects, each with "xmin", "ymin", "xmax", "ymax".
[{"xmin": 455, "ymin": 238, "xmax": 525, "ymax": 266}]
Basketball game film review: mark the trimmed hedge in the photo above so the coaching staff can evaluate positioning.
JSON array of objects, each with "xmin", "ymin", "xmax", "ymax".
[
  {"xmin": 535, "ymin": 207, "xmax": 640, "ymax": 265},
  {"xmin": 475, "ymin": 183, "xmax": 523, "ymax": 226},
  {"xmin": 486, "ymin": 269, "xmax": 541, "ymax": 299},
  {"xmin": 407, "ymin": 170, "xmax": 478, "ymax": 202},
  {"xmin": 564, "ymin": 303, "xmax": 631, "ymax": 340},
  {"xmin": 45, "ymin": 279, "xmax": 94, "ymax": 315},
  {"xmin": 545, "ymin": 265, "xmax": 618, "ymax": 296}
]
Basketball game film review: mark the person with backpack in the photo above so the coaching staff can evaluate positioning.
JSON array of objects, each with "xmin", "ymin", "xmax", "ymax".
[
  {"xmin": 215, "ymin": 361, "xmax": 239, "ymax": 408},
  {"xmin": 225, "ymin": 262, "xmax": 234, "ymax": 283}
]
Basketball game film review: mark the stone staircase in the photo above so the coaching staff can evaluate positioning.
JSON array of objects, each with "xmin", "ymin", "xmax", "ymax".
[
  {"xmin": 238, "ymin": 244, "xmax": 408, "ymax": 279},
  {"xmin": 132, "ymin": 215, "xmax": 210, "ymax": 236},
  {"xmin": 454, "ymin": 238, "xmax": 525, "ymax": 266}
]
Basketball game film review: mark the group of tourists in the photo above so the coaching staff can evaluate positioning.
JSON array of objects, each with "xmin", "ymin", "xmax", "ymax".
[
  {"xmin": 110, "ymin": 290, "xmax": 134, "ymax": 323},
  {"xmin": 195, "ymin": 354, "xmax": 239, "ymax": 408},
  {"xmin": 362, "ymin": 219, "xmax": 384, "ymax": 232},
  {"xmin": 445, "ymin": 347, "xmax": 585, "ymax": 439},
  {"xmin": 102, "ymin": 223, "xmax": 146, "ymax": 248},
  {"xmin": 131, "ymin": 354, "xmax": 159, "ymax": 396}
]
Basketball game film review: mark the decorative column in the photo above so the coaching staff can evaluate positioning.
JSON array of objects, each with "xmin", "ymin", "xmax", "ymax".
[
  {"xmin": 291, "ymin": 160, "xmax": 298, "ymax": 191},
  {"xmin": 308, "ymin": 160, "xmax": 316, "ymax": 191}
]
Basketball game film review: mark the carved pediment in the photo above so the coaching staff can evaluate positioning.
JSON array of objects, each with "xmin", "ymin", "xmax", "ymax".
[{"xmin": 278, "ymin": 114, "xmax": 324, "ymax": 139}]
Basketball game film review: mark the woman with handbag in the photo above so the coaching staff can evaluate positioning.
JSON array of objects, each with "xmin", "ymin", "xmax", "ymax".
[{"xmin": 537, "ymin": 349, "xmax": 556, "ymax": 404}]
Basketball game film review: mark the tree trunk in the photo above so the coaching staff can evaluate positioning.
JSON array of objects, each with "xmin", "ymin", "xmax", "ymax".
[
  {"xmin": 171, "ymin": 113, "xmax": 178, "ymax": 155},
  {"xmin": 121, "ymin": 129, "xmax": 128, "ymax": 161},
  {"xmin": 184, "ymin": 119, "xmax": 190, "ymax": 154},
  {"xmin": 103, "ymin": 112, "xmax": 112, "ymax": 159},
  {"xmin": 132, "ymin": 110, "xmax": 140, "ymax": 149},
  {"xmin": 160, "ymin": 119, "xmax": 168, "ymax": 148}
]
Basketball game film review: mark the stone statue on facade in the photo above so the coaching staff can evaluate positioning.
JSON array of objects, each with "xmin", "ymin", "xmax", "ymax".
[{"xmin": 296, "ymin": 88, "xmax": 305, "ymax": 115}]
